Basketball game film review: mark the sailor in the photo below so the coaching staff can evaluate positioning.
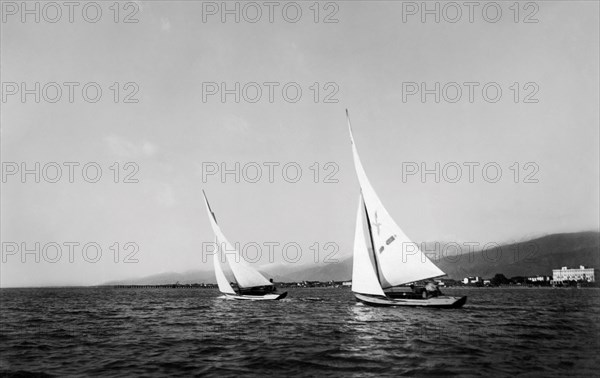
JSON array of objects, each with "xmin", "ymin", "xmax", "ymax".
[{"xmin": 425, "ymin": 281, "xmax": 440, "ymax": 298}]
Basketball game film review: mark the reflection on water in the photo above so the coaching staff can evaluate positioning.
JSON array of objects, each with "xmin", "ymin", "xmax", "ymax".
[{"xmin": 0, "ymin": 287, "xmax": 598, "ymax": 377}]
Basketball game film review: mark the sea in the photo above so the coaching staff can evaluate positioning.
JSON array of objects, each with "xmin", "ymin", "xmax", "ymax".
[{"xmin": 0, "ymin": 287, "xmax": 598, "ymax": 377}]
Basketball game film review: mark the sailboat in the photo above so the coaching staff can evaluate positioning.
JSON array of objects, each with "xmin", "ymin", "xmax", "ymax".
[
  {"xmin": 202, "ymin": 191, "xmax": 288, "ymax": 301},
  {"xmin": 347, "ymin": 110, "xmax": 466, "ymax": 308}
]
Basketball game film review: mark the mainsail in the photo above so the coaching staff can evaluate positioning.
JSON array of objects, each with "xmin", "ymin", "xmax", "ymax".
[
  {"xmin": 347, "ymin": 110, "xmax": 445, "ymax": 288},
  {"xmin": 352, "ymin": 196, "xmax": 386, "ymax": 296},
  {"xmin": 202, "ymin": 191, "xmax": 273, "ymax": 290},
  {"xmin": 212, "ymin": 238, "xmax": 236, "ymax": 294}
]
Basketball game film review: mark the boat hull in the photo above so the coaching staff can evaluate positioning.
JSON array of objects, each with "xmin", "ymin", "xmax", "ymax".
[
  {"xmin": 354, "ymin": 292, "xmax": 466, "ymax": 308},
  {"xmin": 222, "ymin": 292, "xmax": 288, "ymax": 301}
]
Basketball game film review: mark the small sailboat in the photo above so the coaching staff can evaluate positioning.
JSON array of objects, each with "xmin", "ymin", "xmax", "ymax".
[
  {"xmin": 202, "ymin": 191, "xmax": 288, "ymax": 301},
  {"xmin": 347, "ymin": 110, "xmax": 466, "ymax": 308}
]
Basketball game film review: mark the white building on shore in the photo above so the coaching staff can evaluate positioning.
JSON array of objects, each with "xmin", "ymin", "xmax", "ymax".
[
  {"xmin": 552, "ymin": 266, "xmax": 595, "ymax": 283},
  {"xmin": 462, "ymin": 276, "xmax": 481, "ymax": 284}
]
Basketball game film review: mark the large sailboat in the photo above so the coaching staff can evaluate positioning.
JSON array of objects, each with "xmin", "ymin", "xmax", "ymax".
[
  {"xmin": 202, "ymin": 191, "xmax": 287, "ymax": 301},
  {"xmin": 347, "ymin": 110, "xmax": 466, "ymax": 308}
]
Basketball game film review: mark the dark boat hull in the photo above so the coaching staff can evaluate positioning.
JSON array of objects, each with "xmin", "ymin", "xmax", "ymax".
[{"xmin": 355, "ymin": 293, "xmax": 467, "ymax": 308}]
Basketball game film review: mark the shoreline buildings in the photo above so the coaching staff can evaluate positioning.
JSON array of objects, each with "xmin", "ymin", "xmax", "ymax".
[{"xmin": 552, "ymin": 266, "xmax": 596, "ymax": 283}]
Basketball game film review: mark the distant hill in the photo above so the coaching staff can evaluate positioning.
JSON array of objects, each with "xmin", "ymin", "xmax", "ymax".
[
  {"xmin": 286, "ymin": 231, "xmax": 600, "ymax": 281},
  {"xmin": 436, "ymin": 231, "xmax": 600, "ymax": 279},
  {"xmin": 103, "ymin": 231, "xmax": 599, "ymax": 285},
  {"xmin": 260, "ymin": 260, "xmax": 353, "ymax": 282},
  {"xmin": 104, "ymin": 263, "xmax": 353, "ymax": 286},
  {"xmin": 104, "ymin": 270, "xmax": 215, "ymax": 286}
]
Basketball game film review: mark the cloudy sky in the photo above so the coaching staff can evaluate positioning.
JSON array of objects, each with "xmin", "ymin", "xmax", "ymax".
[{"xmin": 1, "ymin": 1, "xmax": 598, "ymax": 287}]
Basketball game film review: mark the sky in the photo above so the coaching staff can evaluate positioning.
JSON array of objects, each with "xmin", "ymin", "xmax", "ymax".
[{"xmin": 1, "ymin": 1, "xmax": 598, "ymax": 287}]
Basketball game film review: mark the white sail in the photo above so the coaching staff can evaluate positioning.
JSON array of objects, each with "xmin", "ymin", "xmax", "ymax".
[
  {"xmin": 202, "ymin": 191, "xmax": 273, "ymax": 289},
  {"xmin": 226, "ymin": 250, "xmax": 273, "ymax": 289},
  {"xmin": 352, "ymin": 196, "xmax": 386, "ymax": 296},
  {"xmin": 212, "ymin": 238, "xmax": 236, "ymax": 294},
  {"xmin": 347, "ymin": 111, "xmax": 445, "ymax": 287}
]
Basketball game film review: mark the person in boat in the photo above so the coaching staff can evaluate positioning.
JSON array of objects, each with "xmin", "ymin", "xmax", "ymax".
[
  {"xmin": 407, "ymin": 284, "xmax": 424, "ymax": 299},
  {"xmin": 425, "ymin": 281, "xmax": 442, "ymax": 298},
  {"xmin": 238, "ymin": 279, "xmax": 277, "ymax": 296}
]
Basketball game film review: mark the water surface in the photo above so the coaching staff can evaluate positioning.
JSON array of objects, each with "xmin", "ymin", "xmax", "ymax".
[{"xmin": 1, "ymin": 287, "xmax": 598, "ymax": 377}]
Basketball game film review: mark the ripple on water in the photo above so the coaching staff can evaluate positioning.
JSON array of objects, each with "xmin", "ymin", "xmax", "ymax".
[{"xmin": 0, "ymin": 287, "xmax": 598, "ymax": 377}]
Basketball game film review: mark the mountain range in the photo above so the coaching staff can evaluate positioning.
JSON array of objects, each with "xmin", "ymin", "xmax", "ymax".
[{"xmin": 103, "ymin": 231, "xmax": 599, "ymax": 285}]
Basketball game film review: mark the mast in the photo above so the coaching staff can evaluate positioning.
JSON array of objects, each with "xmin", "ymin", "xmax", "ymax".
[
  {"xmin": 203, "ymin": 189, "xmax": 217, "ymax": 223},
  {"xmin": 362, "ymin": 198, "xmax": 382, "ymax": 286}
]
